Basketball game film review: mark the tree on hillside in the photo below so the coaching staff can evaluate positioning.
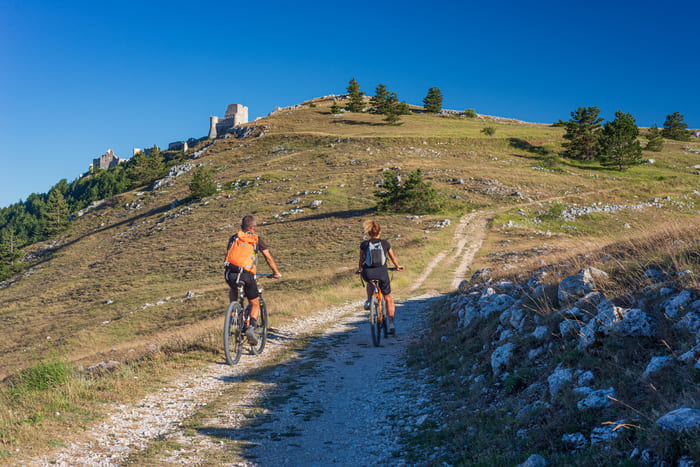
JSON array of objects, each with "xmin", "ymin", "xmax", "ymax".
[
  {"xmin": 189, "ymin": 166, "xmax": 218, "ymax": 200},
  {"xmin": 423, "ymin": 87, "xmax": 443, "ymax": 113},
  {"xmin": 645, "ymin": 125, "xmax": 664, "ymax": 152},
  {"xmin": 0, "ymin": 228, "xmax": 22, "ymax": 279},
  {"xmin": 370, "ymin": 84, "xmax": 389, "ymax": 114},
  {"xmin": 375, "ymin": 169, "xmax": 441, "ymax": 214},
  {"xmin": 345, "ymin": 78, "xmax": 365, "ymax": 112},
  {"xmin": 562, "ymin": 106, "xmax": 603, "ymax": 161},
  {"xmin": 661, "ymin": 111, "xmax": 691, "ymax": 141},
  {"xmin": 330, "ymin": 100, "xmax": 342, "ymax": 114},
  {"xmin": 598, "ymin": 110, "xmax": 643, "ymax": 170},
  {"xmin": 127, "ymin": 146, "xmax": 165, "ymax": 188},
  {"xmin": 43, "ymin": 188, "xmax": 69, "ymax": 236}
]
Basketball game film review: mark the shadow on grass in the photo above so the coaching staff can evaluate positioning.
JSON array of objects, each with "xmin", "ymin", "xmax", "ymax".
[
  {"xmin": 266, "ymin": 207, "xmax": 375, "ymax": 225},
  {"xmin": 197, "ymin": 294, "xmax": 443, "ymax": 462}
]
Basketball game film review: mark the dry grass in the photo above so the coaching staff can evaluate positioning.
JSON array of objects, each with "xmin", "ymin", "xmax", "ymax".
[{"xmin": 1, "ymin": 96, "xmax": 699, "ymax": 458}]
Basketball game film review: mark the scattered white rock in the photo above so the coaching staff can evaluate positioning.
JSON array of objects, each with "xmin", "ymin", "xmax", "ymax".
[
  {"xmin": 577, "ymin": 387, "xmax": 615, "ymax": 410},
  {"xmin": 657, "ymin": 408, "xmax": 700, "ymax": 433}
]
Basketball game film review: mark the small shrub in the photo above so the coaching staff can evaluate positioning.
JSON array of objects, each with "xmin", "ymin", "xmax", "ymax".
[
  {"xmin": 464, "ymin": 108, "xmax": 477, "ymax": 118},
  {"xmin": 188, "ymin": 167, "xmax": 218, "ymax": 200},
  {"xmin": 308, "ymin": 102, "xmax": 316, "ymax": 108},
  {"xmin": 481, "ymin": 126, "xmax": 496, "ymax": 136},
  {"xmin": 329, "ymin": 102, "xmax": 342, "ymax": 114}
]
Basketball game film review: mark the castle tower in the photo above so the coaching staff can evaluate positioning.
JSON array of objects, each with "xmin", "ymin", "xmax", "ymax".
[
  {"xmin": 209, "ymin": 116, "xmax": 219, "ymax": 139},
  {"xmin": 225, "ymin": 104, "xmax": 249, "ymax": 126}
]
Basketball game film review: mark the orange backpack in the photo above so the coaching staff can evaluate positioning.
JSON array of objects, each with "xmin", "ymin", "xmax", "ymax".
[{"xmin": 225, "ymin": 231, "xmax": 259, "ymax": 274}]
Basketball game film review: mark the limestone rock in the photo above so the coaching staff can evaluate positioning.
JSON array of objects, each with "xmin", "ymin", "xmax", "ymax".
[
  {"xmin": 679, "ymin": 344, "xmax": 700, "ymax": 365},
  {"xmin": 590, "ymin": 420, "xmax": 623, "ymax": 444},
  {"xmin": 548, "ymin": 365, "xmax": 573, "ymax": 398},
  {"xmin": 532, "ymin": 326, "xmax": 549, "ymax": 340},
  {"xmin": 577, "ymin": 387, "xmax": 615, "ymax": 410},
  {"xmin": 561, "ymin": 432, "xmax": 587, "ymax": 450},
  {"xmin": 664, "ymin": 290, "xmax": 694, "ymax": 318},
  {"xmin": 516, "ymin": 454, "xmax": 547, "ymax": 467},
  {"xmin": 478, "ymin": 288, "xmax": 515, "ymax": 316},
  {"xmin": 558, "ymin": 268, "xmax": 608, "ymax": 305},
  {"xmin": 576, "ymin": 370, "xmax": 595, "ymax": 387},
  {"xmin": 657, "ymin": 408, "xmax": 700, "ymax": 433},
  {"xmin": 642, "ymin": 356, "xmax": 674, "ymax": 379},
  {"xmin": 676, "ymin": 311, "xmax": 700, "ymax": 334},
  {"xmin": 491, "ymin": 342, "xmax": 514, "ymax": 376}
]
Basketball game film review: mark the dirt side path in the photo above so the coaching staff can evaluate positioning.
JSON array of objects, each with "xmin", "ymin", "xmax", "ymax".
[{"xmin": 29, "ymin": 210, "xmax": 485, "ymax": 466}]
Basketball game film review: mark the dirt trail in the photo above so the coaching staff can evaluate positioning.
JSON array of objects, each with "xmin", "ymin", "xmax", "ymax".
[{"xmin": 29, "ymin": 211, "xmax": 486, "ymax": 466}]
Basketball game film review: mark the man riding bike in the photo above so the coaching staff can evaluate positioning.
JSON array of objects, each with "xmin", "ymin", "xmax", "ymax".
[{"xmin": 224, "ymin": 215, "xmax": 281, "ymax": 344}]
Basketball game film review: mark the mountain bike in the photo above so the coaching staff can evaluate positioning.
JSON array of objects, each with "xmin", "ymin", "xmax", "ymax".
[
  {"xmin": 368, "ymin": 279, "xmax": 388, "ymax": 347},
  {"xmin": 223, "ymin": 274, "xmax": 271, "ymax": 365},
  {"xmin": 361, "ymin": 267, "xmax": 398, "ymax": 347}
]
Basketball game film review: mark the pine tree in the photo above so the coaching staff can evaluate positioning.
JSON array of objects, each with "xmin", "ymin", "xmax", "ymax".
[
  {"xmin": 562, "ymin": 106, "xmax": 604, "ymax": 161},
  {"xmin": 189, "ymin": 167, "xmax": 218, "ymax": 200},
  {"xmin": 0, "ymin": 229, "xmax": 22, "ymax": 279},
  {"xmin": 645, "ymin": 125, "xmax": 664, "ymax": 152},
  {"xmin": 329, "ymin": 100, "xmax": 342, "ymax": 114},
  {"xmin": 598, "ymin": 110, "xmax": 643, "ymax": 170},
  {"xmin": 375, "ymin": 169, "xmax": 441, "ymax": 214},
  {"xmin": 423, "ymin": 87, "xmax": 443, "ymax": 113},
  {"xmin": 383, "ymin": 92, "xmax": 401, "ymax": 124},
  {"xmin": 43, "ymin": 188, "xmax": 69, "ymax": 236},
  {"xmin": 370, "ymin": 84, "xmax": 389, "ymax": 114},
  {"xmin": 661, "ymin": 111, "xmax": 691, "ymax": 141},
  {"xmin": 345, "ymin": 78, "xmax": 365, "ymax": 112},
  {"xmin": 127, "ymin": 145, "xmax": 165, "ymax": 188}
]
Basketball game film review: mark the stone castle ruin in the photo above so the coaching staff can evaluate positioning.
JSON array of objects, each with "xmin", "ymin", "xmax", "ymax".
[
  {"xmin": 92, "ymin": 149, "xmax": 129, "ymax": 171},
  {"xmin": 209, "ymin": 104, "xmax": 248, "ymax": 139}
]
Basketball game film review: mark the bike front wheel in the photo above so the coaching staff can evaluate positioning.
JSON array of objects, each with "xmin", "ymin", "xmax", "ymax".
[
  {"xmin": 223, "ymin": 302, "xmax": 244, "ymax": 365},
  {"xmin": 370, "ymin": 296, "xmax": 381, "ymax": 347},
  {"xmin": 250, "ymin": 297, "xmax": 268, "ymax": 355}
]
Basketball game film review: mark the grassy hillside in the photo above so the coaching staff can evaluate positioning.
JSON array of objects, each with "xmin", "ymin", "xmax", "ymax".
[{"xmin": 1, "ymin": 96, "xmax": 699, "ymax": 458}]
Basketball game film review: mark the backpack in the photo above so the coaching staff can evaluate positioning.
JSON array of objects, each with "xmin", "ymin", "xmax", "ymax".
[
  {"xmin": 225, "ymin": 231, "xmax": 259, "ymax": 274},
  {"xmin": 365, "ymin": 240, "xmax": 386, "ymax": 267}
]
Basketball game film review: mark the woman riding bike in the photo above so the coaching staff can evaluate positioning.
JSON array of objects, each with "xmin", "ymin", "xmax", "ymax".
[{"xmin": 357, "ymin": 220, "xmax": 403, "ymax": 334}]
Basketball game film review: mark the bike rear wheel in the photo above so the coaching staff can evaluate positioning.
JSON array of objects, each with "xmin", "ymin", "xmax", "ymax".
[
  {"xmin": 223, "ymin": 302, "xmax": 244, "ymax": 365},
  {"xmin": 250, "ymin": 297, "xmax": 268, "ymax": 355},
  {"xmin": 370, "ymin": 295, "xmax": 381, "ymax": 347}
]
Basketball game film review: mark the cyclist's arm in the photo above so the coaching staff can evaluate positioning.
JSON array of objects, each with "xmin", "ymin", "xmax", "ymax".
[
  {"xmin": 387, "ymin": 248, "xmax": 404, "ymax": 270},
  {"xmin": 260, "ymin": 249, "xmax": 282, "ymax": 278},
  {"xmin": 357, "ymin": 248, "xmax": 366, "ymax": 273}
]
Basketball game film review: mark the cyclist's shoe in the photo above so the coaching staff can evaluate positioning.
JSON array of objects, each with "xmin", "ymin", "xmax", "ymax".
[
  {"xmin": 388, "ymin": 324, "xmax": 395, "ymax": 335},
  {"xmin": 245, "ymin": 325, "xmax": 259, "ymax": 345},
  {"xmin": 364, "ymin": 300, "xmax": 371, "ymax": 310}
]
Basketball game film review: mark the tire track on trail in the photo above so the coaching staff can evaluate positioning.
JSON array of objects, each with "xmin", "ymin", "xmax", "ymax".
[{"xmin": 29, "ymin": 210, "xmax": 491, "ymax": 466}]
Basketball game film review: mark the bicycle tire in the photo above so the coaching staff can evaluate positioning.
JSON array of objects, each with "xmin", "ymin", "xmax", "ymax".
[
  {"xmin": 381, "ymin": 297, "xmax": 388, "ymax": 338},
  {"xmin": 370, "ymin": 295, "xmax": 381, "ymax": 347},
  {"xmin": 223, "ymin": 302, "xmax": 244, "ymax": 365},
  {"xmin": 250, "ymin": 297, "xmax": 268, "ymax": 355}
]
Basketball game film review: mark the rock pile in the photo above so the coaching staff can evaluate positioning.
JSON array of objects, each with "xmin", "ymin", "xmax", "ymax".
[{"xmin": 448, "ymin": 264, "xmax": 699, "ymax": 463}]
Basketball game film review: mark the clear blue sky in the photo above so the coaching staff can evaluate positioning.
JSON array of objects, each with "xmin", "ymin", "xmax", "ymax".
[{"xmin": 1, "ymin": 0, "xmax": 699, "ymax": 209}]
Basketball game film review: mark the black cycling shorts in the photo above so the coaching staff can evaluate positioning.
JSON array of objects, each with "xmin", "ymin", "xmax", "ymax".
[
  {"xmin": 225, "ymin": 267, "xmax": 259, "ymax": 300},
  {"xmin": 361, "ymin": 267, "xmax": 391, "ymax": 295}
]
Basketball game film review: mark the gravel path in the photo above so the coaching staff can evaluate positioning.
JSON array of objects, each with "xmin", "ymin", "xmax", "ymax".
[{"xmin": 29, "ymin": 211, "xmax": 483, "ymax": 466}]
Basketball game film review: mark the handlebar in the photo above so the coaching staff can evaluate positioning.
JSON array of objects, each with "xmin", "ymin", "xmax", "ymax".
[{"xmin": 255, "ymin": 273, "xmax": 281, "ymax": 279}]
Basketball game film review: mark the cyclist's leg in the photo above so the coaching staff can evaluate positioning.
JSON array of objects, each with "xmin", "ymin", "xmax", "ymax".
[
  {"xmin": 385, "ymin": 293, "xmax": 396, "ymax": 323},
  {"xmin": 249, "ymin": 297, "xmax": 260, "ymax": 320},
  {"xmin": 240, "ymin": 271, "xmax": 260, "ymax": 320},
  {"xmin": 225, "ymin": 268, "xmax": 239, "ymax": 303}
]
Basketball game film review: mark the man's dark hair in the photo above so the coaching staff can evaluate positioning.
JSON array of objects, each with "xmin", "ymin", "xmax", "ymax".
[{"xmin": 241, "ymin": 215, "xmax": 256, "ymax": 231}]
